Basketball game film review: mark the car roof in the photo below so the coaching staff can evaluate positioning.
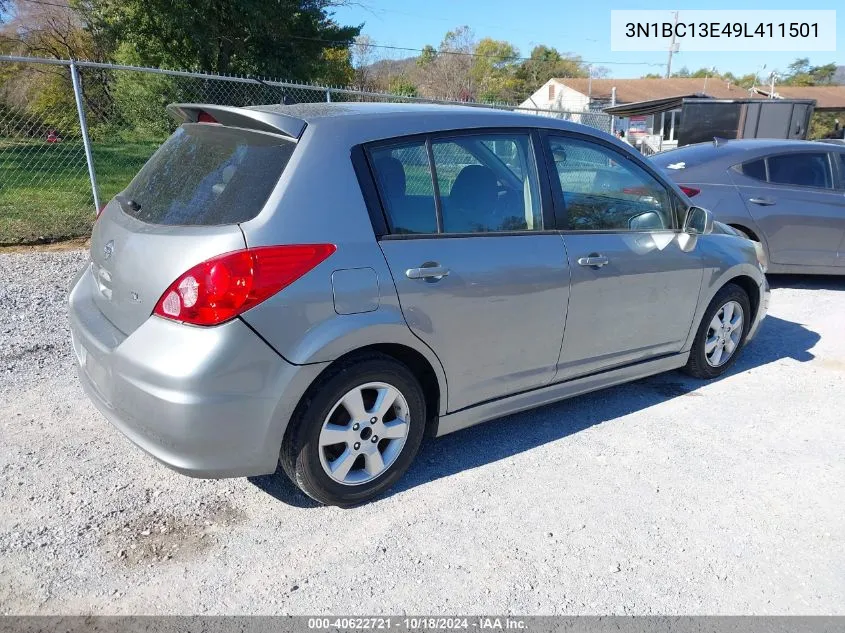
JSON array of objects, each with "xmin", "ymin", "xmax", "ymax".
[
  {"xmin": 172, "ymin": 101, "xmax": 637, "ymax": 153},
  {"xmin": 249, "ymin": 101, "xmax": 539, "ymax": 123},
  {"xmin": 652, "ymin": 137, "xmax": 843, "ymax": 169},
  {"xmin": 245, "ymin": 101, "xmax": 604, "ymax": 139}
]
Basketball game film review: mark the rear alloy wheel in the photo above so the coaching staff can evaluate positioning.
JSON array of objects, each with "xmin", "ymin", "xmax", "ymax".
[
  {"xmin": 684, "ymin": 284, "xmax": 751, "ymax": 379},
  {"xmin": 318, "ymin": 382, "xmax": 411, "ymax": 485},
  {"xmin": 281, "ymin": 354, "xmax": 426, "ymax": 506}
]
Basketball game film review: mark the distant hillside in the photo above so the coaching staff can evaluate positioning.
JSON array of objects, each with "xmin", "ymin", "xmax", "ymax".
[
  {"xmin": 368, "ymin": 57, "xmax": 418, "ymax": 78},
  {"xmin": 834, "ymin": 66, "xmax": 845, "ymax": 85}
]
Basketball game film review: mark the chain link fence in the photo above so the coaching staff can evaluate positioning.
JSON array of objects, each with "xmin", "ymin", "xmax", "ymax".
[{"xmin": 0, "ymin": 56, "xmax": 612, "ymax": 244}]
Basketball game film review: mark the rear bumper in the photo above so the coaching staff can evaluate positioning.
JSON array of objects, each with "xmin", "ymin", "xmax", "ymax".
[
  {"xmin": 68, "ymin": 265, "xmax": 327, "ymax": 478},
  {"xmin": 747, "ymin": 274, "xmax": 770, "ymax": 342}
]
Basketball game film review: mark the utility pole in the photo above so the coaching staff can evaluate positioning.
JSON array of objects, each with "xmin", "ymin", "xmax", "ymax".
[
  {"xmin": 665, "ymin": 11, "xmax": 679, "ymax": 78},
  {"xmin": 703, "ymin": 66, "xmax": 716, "ymax": 93},
  {"xmin": 769, "ymin": 72, "xmax": 778, "ymax": 98}
]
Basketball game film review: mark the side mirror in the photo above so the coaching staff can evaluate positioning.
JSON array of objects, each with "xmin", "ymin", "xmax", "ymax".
[{"xmin": 684, "ymin": 206, "xmax": 714, "ymax": 235}]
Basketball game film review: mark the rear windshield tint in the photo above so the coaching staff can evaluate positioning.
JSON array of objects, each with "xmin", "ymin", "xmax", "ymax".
[
  {"xmin": 121, "ymin": 124, "xmax": 295, "ymax": 225},
  {"xmin": 651, "ymin": 143, "xmax": 725, "ymax": 172}
]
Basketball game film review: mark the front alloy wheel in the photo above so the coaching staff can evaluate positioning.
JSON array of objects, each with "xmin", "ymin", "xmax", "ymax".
[
  {"xmin": 684, "ymin": 283, "xmax": 751, "ymax": 380},
  {"xmin": 704, "ymin": 300, "xmax": 744, "ymax": 367}
]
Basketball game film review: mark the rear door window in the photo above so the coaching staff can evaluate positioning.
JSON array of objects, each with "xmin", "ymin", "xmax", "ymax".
[
  {"xmin": 121, "ymin": 124, "xmax": 295, "ymax": 225},
  {"xmin": 432, "ymin": 134, "xmax": 542, "ymax": 233},
  {"xmin": 369, "ymin": 141, "xmax": 438, "ymax": 234},
  {"xmin": 369, "ymin": 132, "xmax": 543, "ymax": 235},
  {"xmin": 766, "ymin": 153, "xmax": 833, "ymax": 189}
]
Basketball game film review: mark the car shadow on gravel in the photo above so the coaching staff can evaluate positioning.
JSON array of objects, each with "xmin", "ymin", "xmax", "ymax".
[
  {"xmin": 767, "ymin": 274, "xmax": 845, "ymax": 291},
  {"xmin": 249, "ymin": 314, "xmax": 819, "ymax": 508},
  {"xmin": 249, "ymin": 469, "xmax": 321, "ymax": 508}
]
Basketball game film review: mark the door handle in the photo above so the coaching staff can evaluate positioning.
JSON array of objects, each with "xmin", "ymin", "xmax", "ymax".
[
  {"xmin": 577, "ymin": 254, "xmax": 609, "ymax": 269},
  {"xmin": 405, "ymin": 265, "xmax": 450, "ymax": 280},
  {"xmin": 748, "ymin": 197, "xmax": 776, "ymax": 206}
]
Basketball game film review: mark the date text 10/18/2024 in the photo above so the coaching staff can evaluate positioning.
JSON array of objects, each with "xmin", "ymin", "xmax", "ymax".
[{"xmin": 307, "ymin": 617, "xmax": 528, "ymax": 630}]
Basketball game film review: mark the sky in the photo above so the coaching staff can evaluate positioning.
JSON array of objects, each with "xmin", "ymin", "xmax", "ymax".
[{"xmin": 331, "ymin": 0, "xmax": 843, "ymax": 79}]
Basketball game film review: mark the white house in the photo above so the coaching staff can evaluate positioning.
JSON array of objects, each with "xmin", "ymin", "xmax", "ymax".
[
  {"xmin": 519, "ymin": 77, "xmax": 762, "ymax": 150},
  {"xmin": 518, "ymin": 78, "xmax": 593, "ymax": 113}
]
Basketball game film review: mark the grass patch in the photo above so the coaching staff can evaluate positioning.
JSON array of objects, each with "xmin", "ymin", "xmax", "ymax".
[{"xmin": 0, "ymin": 138, "xmax": 162, "ymax": 244}]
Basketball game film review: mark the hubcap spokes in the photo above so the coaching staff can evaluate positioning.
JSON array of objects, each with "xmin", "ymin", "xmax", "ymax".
[
  {"xmin": 704, "ymin": 301, "xmax": 744, "ymax": 368},
  {"xmin": 318, "ymin": 382, "xmax": 410, "ymax": 485}
]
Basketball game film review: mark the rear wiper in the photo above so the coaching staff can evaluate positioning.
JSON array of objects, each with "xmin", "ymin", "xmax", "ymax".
[{"xmin": 115, "ymin": 194, "xmax": 141, "ymax": 214}]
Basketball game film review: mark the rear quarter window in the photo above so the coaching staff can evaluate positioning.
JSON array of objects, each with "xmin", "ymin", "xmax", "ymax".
[
  {"xmin": 121, "ymin": 124, "xmax": 295, "ymax": 226},
  {"xmin": 738, "ymin": 159, "xmax": 766, "ymax": 181}
]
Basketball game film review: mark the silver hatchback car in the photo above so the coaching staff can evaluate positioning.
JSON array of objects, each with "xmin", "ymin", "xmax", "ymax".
[{"xmin": 69, "ymin": 103, "xmax": 769, "ymax": 506}]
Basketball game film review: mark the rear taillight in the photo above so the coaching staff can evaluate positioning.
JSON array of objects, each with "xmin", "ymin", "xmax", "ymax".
[
  {"xmin": 680, "ymin": 186, "xmax": 701, "ymax": 198},
  {"xmin": 197, "ymin": 111, "xmax": 219, "ymax": 123},
  {"xmin": 153, "ymin": 244, "xmax": 336, "ymax": 326}
]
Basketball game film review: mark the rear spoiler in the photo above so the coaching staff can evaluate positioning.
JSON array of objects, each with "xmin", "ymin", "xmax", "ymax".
[{"xmin": 166, "ymin": 103, "xmax": 306, "ymax": 139}]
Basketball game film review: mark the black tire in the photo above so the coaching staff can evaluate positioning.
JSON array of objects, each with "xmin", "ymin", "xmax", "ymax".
[
  {"xmin": 683, "ymin": 283, "xmax": 751, "ymax": 380},
  {"xmin": 280, "ymin": 353, "xmax": 426, "ymax": 507},
  {"xmin": 730, "ymin": 226, "xmax": 752, "ymax": 240}
]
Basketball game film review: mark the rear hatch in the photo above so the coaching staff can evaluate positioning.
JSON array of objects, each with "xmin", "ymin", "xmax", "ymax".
[{"xmin": 89, "ymin": 116, "xmax": 298, "ymax": 335}]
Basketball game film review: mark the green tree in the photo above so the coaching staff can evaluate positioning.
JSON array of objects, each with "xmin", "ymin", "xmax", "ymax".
[
  {"xmin": 416, "ymin": 26, "xmax": 476, "ymax": 100},
  {"xmin": 514, "ymin": 45, "xmax": 587, "ymax": 100},
  {"xmin": 809, "ymin": 63, "xmax": 838, "ymax": 84},
  {"xmin": 470, "ymin": 37, "xmax": 520, "ymax": 102},
  {"xmin": 787, "ymin": 58, "xmax": 811, "ymax": 76},
  {"xmin": 417, "ymin": 45, "xmax": 437, "ymax": 67},
  {"xmin": 317, "ymin": 46, "xmax": 355, "ymax": 87},
  {"xmin": 388, "ymin": 75, "xmax": 418, "ymax": 97},
  {"xmin": 89, "ymin": 0, "xmax": 361, "ymax": 80}
]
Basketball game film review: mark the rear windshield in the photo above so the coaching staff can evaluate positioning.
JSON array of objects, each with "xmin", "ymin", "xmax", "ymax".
[
  {"xmin": 121, "ymin": 124, "xmax": 295, "ymax": 225},
  {"xmin": 650, "ymin": 143, "xmax": 723, "ymax": 172}
]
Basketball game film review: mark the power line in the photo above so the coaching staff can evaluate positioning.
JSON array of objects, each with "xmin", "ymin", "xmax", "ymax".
[
  {"xmin": 13, "ymin": 1, "xmax": 663, "ymax": 68},
  {"xmin": 291, "ymin": 35, "xmax": 664, "ymax": 67}
]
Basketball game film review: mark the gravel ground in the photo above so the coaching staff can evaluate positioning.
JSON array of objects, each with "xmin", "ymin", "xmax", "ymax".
[{"xmin": 1, "ymin": 249, "xmax": 843, "ymax": 615}]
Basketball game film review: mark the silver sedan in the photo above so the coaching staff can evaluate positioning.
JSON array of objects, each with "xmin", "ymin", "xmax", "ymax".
[{"xmin": 653, "ymin": 138, "xmax": 845, "ymax": 275}]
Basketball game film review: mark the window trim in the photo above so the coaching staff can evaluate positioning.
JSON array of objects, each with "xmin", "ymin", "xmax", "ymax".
[
  {"xmin": 425, "ymin": 136, "xmax": 446, "ymax": 233},
  {"xmin": 540, "ymin": 129, "xmax": 681, "ymax": 233},
  {"xmin": 362, "ymin": 127, "xmax": 554, "ymax": 239},
  {"xmin": 832, "ymin": 151, "xmax": 845, "ymax": 190},
  {"xmin": 351, "ymin": 144, "xmax": 389, "ymax": 239}
]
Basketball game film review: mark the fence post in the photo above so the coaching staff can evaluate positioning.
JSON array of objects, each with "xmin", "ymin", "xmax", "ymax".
[
  {"xmin": 610, "ymin": 86, "xmax": 617, "ymax": 135},
  {"xmin": 326, "ymin": 88, "xmax": 332, "ymax": 103},
  {"xmin": 70, "ymin": 60, "xmax": 101, "ymax": 213}
]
